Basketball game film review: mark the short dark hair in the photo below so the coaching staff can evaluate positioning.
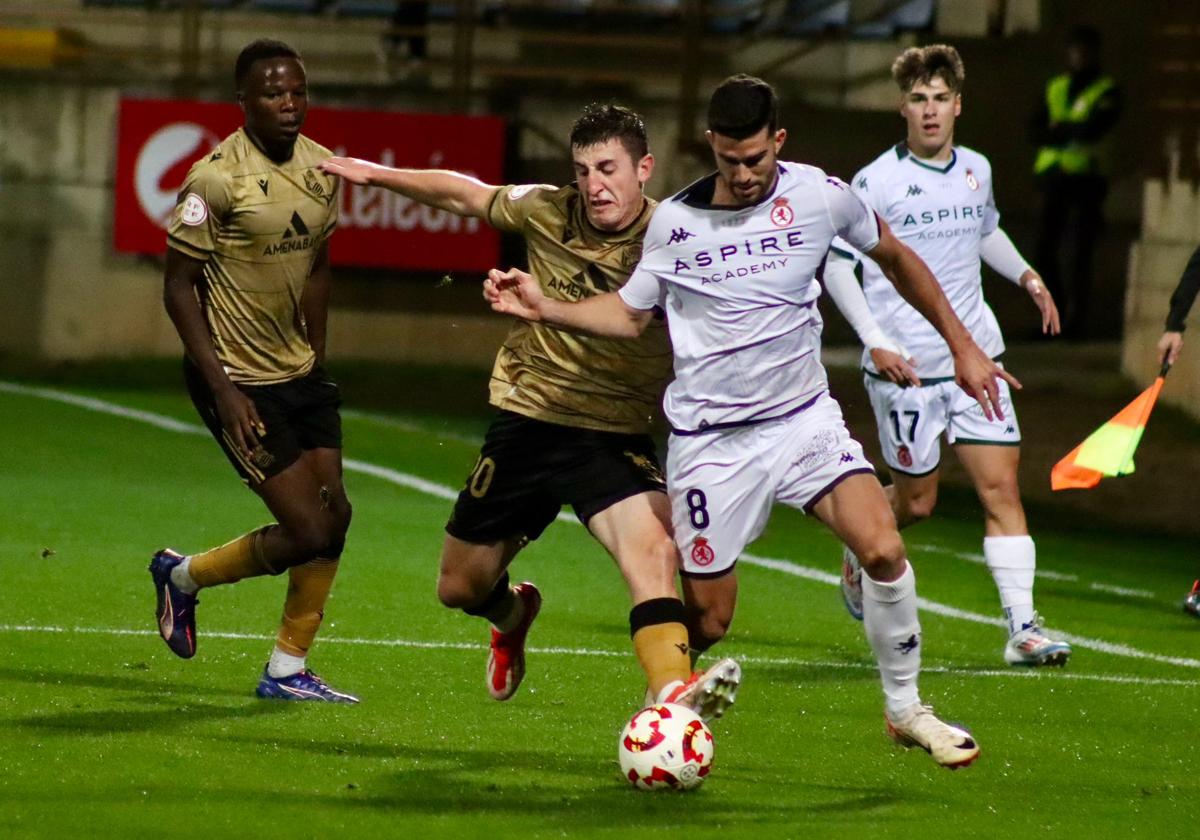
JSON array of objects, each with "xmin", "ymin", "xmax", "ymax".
[
  {"xmin": 891, "ymin": 44, "xmax": 965, "ymax": 94},
  {"xmin": 569, "ymin": 103, "xmax": 649, "ymax": 162},
  {"xmin": 707, "ymin": 75, "xmax": 778, "ymax": 139},
  {"xmin": 235, "ymin": 39, "xmax": 303, "ymax": 90}
]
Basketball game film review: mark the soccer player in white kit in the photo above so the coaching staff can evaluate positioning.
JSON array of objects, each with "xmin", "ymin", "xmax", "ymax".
[
  {"xmin": 822, "ymin": 45, "xmax": 1073, "ymax": 667},
  {"xmin": 486, "ymin": 75, "xmax": 1018, "ymax": 768}
]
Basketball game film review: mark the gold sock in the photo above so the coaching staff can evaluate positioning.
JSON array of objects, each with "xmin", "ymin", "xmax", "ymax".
[
  {"xmin": 275, "ymin": 557, "xmax": 340, "ymax": 657},
  {"xmin": 633, "ymin": 621, "xmax": 692, "ymax": 698},
  {"xmin": 188, "ymin": 526, "xmax": 275, "ymax": 587}
]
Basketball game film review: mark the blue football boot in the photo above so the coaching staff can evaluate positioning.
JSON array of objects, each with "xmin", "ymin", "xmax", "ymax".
[
  {"xmin": 149, "ymin": 548, "xmax": 198, "ymax": 659},
  {"xmin": 255, "ymin": 667, "xmax": 360, "ymax": 704}
]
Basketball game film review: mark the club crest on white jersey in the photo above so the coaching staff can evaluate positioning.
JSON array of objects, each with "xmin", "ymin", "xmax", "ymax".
[
  {"xmin": 620, "ymin": 162, "xmax": 880, "ymax": 433},
  {"xmin": 840, "ymin": 143, "xmax": 1006, "ymax": 379}
]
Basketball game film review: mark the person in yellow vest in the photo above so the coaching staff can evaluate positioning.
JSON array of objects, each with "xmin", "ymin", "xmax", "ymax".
[{"xmin": 1031, "ymin": 25, "xmax": 1120, "ymax": 339}]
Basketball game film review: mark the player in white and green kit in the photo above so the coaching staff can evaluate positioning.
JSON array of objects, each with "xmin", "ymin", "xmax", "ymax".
[{"xmin": 825, "ymin": 45, "xmax": 1073, "ymax": 667}]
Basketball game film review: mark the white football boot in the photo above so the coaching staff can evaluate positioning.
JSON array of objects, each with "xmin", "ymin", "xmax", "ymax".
[
  {"xmin": 1004, "ymin": 613, "xmax": 1072, "ymax": 667},
  {"xmin": 659, "ymin": 657, "xmax": 742, "ymax": 723},
  {"xmin": 885, "ymin": 702, "xmax": 980, "ymax": 769}
]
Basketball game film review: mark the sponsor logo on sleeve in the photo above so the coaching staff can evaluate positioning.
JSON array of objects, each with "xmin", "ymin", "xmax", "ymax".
[{"xmin": 181, "ymin": 193, "xmax": 208, "ymax": 226}]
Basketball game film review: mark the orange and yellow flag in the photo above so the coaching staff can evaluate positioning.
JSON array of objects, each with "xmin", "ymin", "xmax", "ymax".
[{"xmin": 1050, "ymin": 365, "xmax": 1169, "ymax": 491}]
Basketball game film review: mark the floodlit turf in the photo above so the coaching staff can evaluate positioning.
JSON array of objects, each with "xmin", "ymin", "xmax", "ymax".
[{"xmin": 1, "ymin": 371, "xmax": 1196, "ymax": 839}]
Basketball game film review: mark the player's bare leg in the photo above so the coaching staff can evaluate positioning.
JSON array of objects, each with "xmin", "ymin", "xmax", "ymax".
[
  {"xmin": 588, "ymin": 492, "xmax": 678, "ymax": 606},
  {"xmin": 152, "ymin": 447, "xmax": 358, "ymax": 700},
  {"xmin": 681, "ymin": 572, "xmax": 738, "ymax": 656},
  {"xmin": 591, "ymin": 492, "xmax": 739, "ymax": 721},
  {"xmin": 841, "ymin": 470, "xmax": 938, "ymax": 620},
  {"xmin": 437, "ymin": 534, "xmax": 536, "ymax": 700},
  {"xmin": 956, "ymin": 444, "xmax": 1070, "ymax": 667},
  {"xmin": 252, "ymin": 448, "xmax": 357, "ymax": 701},
  {"xmin": 815, "ymin": 473, "xmax": 979, "ymax": 769},
  {"xmin": 675, "ymin": 572, "xmax": 741, "ymax": 722},
  {"xmin": 886, "ymin": 470, "xmax": 941, "ymax": 528},
  {"xmin": 257, "ymin": 448, "xmax": 350, "ymax": 542}
]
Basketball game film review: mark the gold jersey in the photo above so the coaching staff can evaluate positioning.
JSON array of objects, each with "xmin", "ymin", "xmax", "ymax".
[
  {"xmin": 486, "ymin": 184, "xmax": 672, "ymax": 434},
  {"xmin": 167, "ymin": 128, "xmax": 339, "ymax": 385}
]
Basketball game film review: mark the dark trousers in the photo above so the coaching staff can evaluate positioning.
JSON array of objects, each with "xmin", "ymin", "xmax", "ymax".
[{"xmin": 1035, "ymin": 172, "xmax": 1107, "ymax": 338}]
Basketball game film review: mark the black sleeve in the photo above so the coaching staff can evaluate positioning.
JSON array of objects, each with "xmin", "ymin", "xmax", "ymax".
[{"xmin": 1165, "ymin": 244, "xmax": 1200, "ymax": 332}]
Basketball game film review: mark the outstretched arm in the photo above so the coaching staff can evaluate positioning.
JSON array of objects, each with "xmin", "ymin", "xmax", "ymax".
[
  {"xmin": 319, "ymin": 156, "xmax": 498, "ymax": 218},
  {"xmin": 865, "ymin": 220, "xmax": 1021, "ymax": 420},
  {"xmin": 484, "ymin": 267, "xmax": 654, "ymax": 339}
]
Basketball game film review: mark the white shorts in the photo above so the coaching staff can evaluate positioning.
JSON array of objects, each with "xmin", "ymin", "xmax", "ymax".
[
  {"xmin": 670, "ymin": 392, "xmax": 875, "ymax": 579},
  {"xmin": 864, "ymin": 372, "xmax": 1021, "ymax": 476}
]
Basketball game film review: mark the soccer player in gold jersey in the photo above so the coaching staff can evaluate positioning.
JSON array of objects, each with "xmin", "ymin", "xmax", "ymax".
[
  {"xmin": 321, "ymin": 105, "xmax": 740, "ymax": 719},
  {"xmin": 149, "ymin": 39, "xmax": 357, "ymax": 702}
]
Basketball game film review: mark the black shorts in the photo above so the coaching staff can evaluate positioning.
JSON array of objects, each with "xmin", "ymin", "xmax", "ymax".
[
  {"xmin": 445, "ymin": 410, "xmax": 667, "ymax": 544},
  {"xmin": 184, "ymin": 358, "xmax": 343, "ymax": 485}
]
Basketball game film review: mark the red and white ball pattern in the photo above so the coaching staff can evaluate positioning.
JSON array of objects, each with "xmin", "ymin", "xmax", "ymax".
[{"xmin": 618, "ymin": 702, "xmax": 714, "ymax": 791}]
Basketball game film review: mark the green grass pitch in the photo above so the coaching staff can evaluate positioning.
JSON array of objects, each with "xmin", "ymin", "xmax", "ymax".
[{"xmin": 0, "ymin": 367, "xmax": 1196, "ymax": 839}]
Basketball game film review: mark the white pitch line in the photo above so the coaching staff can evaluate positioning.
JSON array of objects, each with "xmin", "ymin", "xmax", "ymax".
[
  {"xmin": 739, "ymin": 551, "xmax": 1199, "ymax": 668},
  {"xmin": 0, "ymin": 380, "xmax": 208, "ymax": 435},
  {"xmin": 910, "ymin": 542, "xmax": 1082, "ymax": 583},
  {"xmin": 1036, "ymin": 570, "xmax": 1081, "ymax": 582},
  {"xmin": 341, "ymin": 408, "xmax": 483, "ymax": 446},
  {"xmin": 908, "ymin": 541, "xmax": 1157, "ymax": 598},
  {"xmin": 1, "ymin": 624, "xmax": 1196, "ymax": 689},
  {"xmin": 1089, "ymin": 582, "xmax": 1157, "ymax": 599},
  {"xmin": 3, "ymin": 382, "xmax": 1193, "ymax": 669}
]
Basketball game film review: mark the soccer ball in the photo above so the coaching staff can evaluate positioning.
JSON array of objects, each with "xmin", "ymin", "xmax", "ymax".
[{"xmin": 618, "ymin": 702, "xmax": 714, "ymax": 791}]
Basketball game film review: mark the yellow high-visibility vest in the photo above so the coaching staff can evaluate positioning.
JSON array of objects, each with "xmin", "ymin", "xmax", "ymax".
[{"xmin": 1034, "ymin": 73, "xmax": 1116, "ymax": 176}]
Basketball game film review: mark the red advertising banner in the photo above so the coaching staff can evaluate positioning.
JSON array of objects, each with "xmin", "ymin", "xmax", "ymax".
[{"xmin": 113, "ymin": 97, "xmax": 505, "ymax": 271}]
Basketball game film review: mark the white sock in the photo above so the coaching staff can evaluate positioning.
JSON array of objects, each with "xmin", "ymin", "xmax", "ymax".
[
  {"xmin": 983, "ymin": 535, "xmax": 1036, "ymax": 634},
  {"xmin": 169, "ymin": 556, "xmax": 200, "ymax": 595},
  {"xmin": 267, "ymin": 646, "xmax": 306, "ymax": 679},
  {"xmin": 862, "ymin": 562, "xmax": 922, "ymax": 717}
]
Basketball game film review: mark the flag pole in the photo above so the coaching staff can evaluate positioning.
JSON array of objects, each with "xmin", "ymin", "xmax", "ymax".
[{"xmin": 1118, "ymin": 361, "xmax": 1172, "ymax": 474}]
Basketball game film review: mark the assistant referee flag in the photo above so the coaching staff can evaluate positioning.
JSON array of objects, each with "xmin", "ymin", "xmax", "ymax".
[{"xmin": 1050, "ymin": 364, "xmax": 1169, "ymax": 490}]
